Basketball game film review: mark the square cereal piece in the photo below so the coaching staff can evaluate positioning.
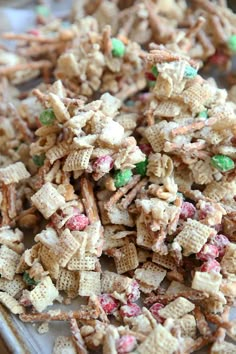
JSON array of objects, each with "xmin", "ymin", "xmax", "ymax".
[
  {"xmin": 67, "ymin": 252, "xmax": 97, "ymax": 271},
  {"xmin": 56, "ymin": 269, "xmax": 79, "ymax": 298},
  {"xmin": 221, "ymin": 243, "xmax": 236, "ymax": 274},
  {"xmin": 35, "ymin": 227, "xmax": 59, "ymax": 248},
  {"xmin": 174, "ymin": 219, "xmax": 215, "ymax": 256},
  {"xmin": 31, "ymin": 182, "xmax": 65, "ymax": 219},
  {"xmin": 175, "ymin": 314, "xmax": 196, "ymax": 338},
  {"xmin": 0, "ymin": 292, "xmax": 24, "ymax": 314},
  {"xmin": 0, "ymin": 162, "xmax": 30, "ymax": 184},
  {"xmin": 39, "ymin": 245, "xmax": 60, "ymax": 280},
  {"xmin": 158, "ymin": 297, "xmax": 195, "ymax": 320},
  {"xmin": 46, "ymin": 141, "xmax": 71, "ymax": 164},
  {"xmin": 101, "ymin": 271, "xmax": 132, "ymax": 294},
  {"xmin": 152, "ymin": 253, "xmax": 176, "ymax": 270},
  {"xmin": 52, "ymin": 336, "xmax": 77, "ymax": 354},
  {"xmin": 137, "ymin": 324, "xmax": 179, "ymax": 354},
  {"xmin": 135, "ymin": 262, "xmax": 166, "ymax": 289},
  {"xmin": 55, "ymin": 229, "xmax": 80, "ymax": 267},
  {"xmin": 28, "ymin": 276, "xmax": 59, "ymax": 312},
  {"xmin": 107, "ymin": 205, "xmax": 134, "ymax": 227},
  {"xmin": 136, "ymin": 217, "xmax": 153, "ymax": 248},
  {"xmin": 0, "ymin": 275, "xmax": 25, "ymax": 297},
  {"xmin": 192, "ymin": 271, "xmax": 222, "ymax": 295},
  {"xmin": 203, "ymin": 181, "xmax": 228, "ymax": 202},
  {"xmin": 144, "ymin": 124, "xmax": 165, "ymax": 153},
  {"xmin": 166, "ymin": 281, "xmax": 190, "ymax": 294},
  {"xmin": 78, "ymin": 271, "xmax": 101, "ymax": 296},
  {"xmin": 114, "ymin": 243, "xmax": 139, "ymax": 274},
  {"xmin": 99, "ymin": 120, "xmax": 124, "ymax": 147},
  {"xmin": 211, "ymin": 341, "xmax": 236, "ymax": 354},
  {"xmin": 0, "ymin": 245, "xmax": 20, "ymax": 280},
  {"xmin": 63, "ymin": 148, "xmax": 93, "ymax": 172}
]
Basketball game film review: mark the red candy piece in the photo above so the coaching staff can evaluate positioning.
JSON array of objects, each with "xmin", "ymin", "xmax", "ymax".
[
  {"xmin": 28, "ymin": 29, "xmax": 40, "ymax": 36},
  {"xmin": 180, "ymin": 202, "xmax": 196, "ymax": 219},
  {"xmin": 93, "ymin": 155, "xmax": 113, "ymax": 174},
  {"xmin": 116, "ymin": 335, "xmax": 137, "ymax": 354},
  {"xmin": 208, "ymin": 51, "xmax": 229, "ymax": 66},
  {"xmin": 200, "ymin": 259, "xmax": 221, "ymax": 273},
  {"xmin": 127, "ymin": 280, "xmax": 140, "ymax": 303},
  {"xmin": 120, "ymin": 303, "xmax": 141, "ymax": 318},
  {"xmin": 65, "ymin": 214, "xmax": 89, "ymax": 231},
  {"xmin": 145, "ymin": 72, "xmax": 156, "ymax": 81},
  {"xmin": 99, "ymin": 294, "xmax": 119, "ymax": 314},
  {"xmin": 196, "ymin": 244, "xmax": 219, "ymax": 261},
  {"xmin": 149, "ymin": 303, "xmax": 165, "ymax": 323},
  {"xmin": 139, "ymin": 143, "xmax": 153, "ymax": 156},
  {"xmin": 210, "ymin": 234, "xmax": 230, "ymax": 257}
]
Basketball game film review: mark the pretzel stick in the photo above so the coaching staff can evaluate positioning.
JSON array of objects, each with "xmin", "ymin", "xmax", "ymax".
[
  {"xmin": 183, "ymin": 335, "xmax": 214, "ymax": 354},
  {"xmin": 210, "ymin": 15, "xmax": 227, "ymax": 43},
  {"xmin": 194, "ymin": 306, "xmax": 212, "ymax": 336},
  {"xmin": 185, "ymin": 16, "xmax": 206, "ymax": 40},
  {"xmin": 7, "ymin": 183, "xmax": 17, "ymax": 220},
  {"xmin": 0, "ymin": 60, "xmax": 52, "ymax": 75},
  {"xmin": 2, "ymin": 33, "xmax": 62, "ymax": 43},
  {"xmin": 70, "ymin": 317, "xmax": 88, "ymax": 354},
  {"xmin": 18, "ymin": 42, "xmax": 66, "ymax": 58},
  {"xmin": 144, "ymin": 290, "xmax": 208, "ymax": 305},
  {"xmin": 1, "ymin": 184, "xmax": 10, "ymax": 226},
  {"xmin": 104, "ymin": 175, "xmax": 141, "ymax": 210},
  {"xmin": 143, "ymin": 48, "xmax": 198, "ymax": 68},
  {"xmin": 80, "ymin": 177, "xmax": 100, "ymax": 223},
  {"xmin": 20, "ymin": 308, "xmax": 99, "ymax": 322},
  {"xmin": 121, "ymin": 177, "xmax": 148, "ymax": 208},
  {"xmin": 171, "ymin": 117, "xmax": 216, "ymax": 137}
]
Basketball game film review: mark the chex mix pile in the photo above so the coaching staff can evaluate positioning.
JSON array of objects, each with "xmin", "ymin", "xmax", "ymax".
[{"xmin": 1, "ymin": 0, "xmax": 236, "ymax": 353}]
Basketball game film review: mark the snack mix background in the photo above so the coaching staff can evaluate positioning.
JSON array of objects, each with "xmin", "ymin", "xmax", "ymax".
[{"xmin": 1, "ymin": 0, "xmax": 236, "ymax": 353}]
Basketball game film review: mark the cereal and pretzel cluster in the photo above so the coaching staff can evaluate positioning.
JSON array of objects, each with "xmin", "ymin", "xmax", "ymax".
[{"xmin": 1, "ymin": 1, "xmax": 236, "ymax": 353}]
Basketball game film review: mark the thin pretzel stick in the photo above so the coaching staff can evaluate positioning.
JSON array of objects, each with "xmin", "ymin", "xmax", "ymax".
[
  {"xmin": 121, "ymin": 178, "xmax": 148, "ymax": 209},
  {"xmin": 193, "ymin": 0, "xmax": 219, "ymax": 16},
  {"xmin": 146, "ymin": 110, "xmax": 155, "ymax": 126},
  {"xmin": 143, "ymin": 48, "xmax": 198, "ymax": 68},
  {"xmin": 171, "ymin": 117, "xmax": 216, "ymax": 137},
  {"xmin": 101, "ymin": 25, "xmax": 112, "ymax": 55},
  {"xmin": 0, "ymin": 60, "xmax": 52, "ymax": 75},
  {"xmin": 80, "ymin": 177, "xmax": 100, "ymax": 223},
  {"xmin": 210, "ymin": 15, "xmax": 227, "ymax": 43},
  {"xmin": 211, "ymin": 306, "xmax": 230, "ymax": 345},
  {"xmin": 20, "ymin": 308, "xmax": 99, "ymax": 322},
  {"xmin": 2, "ymin": 33, "xmax": 62, "ymax": 43},
  {"xmin": 144, "ymin": 0, "xmax": 166, "ymax": 41},
  {"xmin": 104, "ymin": 175, "xmax": 141, "ymax": 210},
  {"xmin": 7, "ymin": 183, "xmax": 17, "ymax": 220},
  {"xmin": 70, "ymin": 317, "xmax": 88, "ymax": 354},
  {"xmin": 144, "ymin": 290, "xmax": 208, "ymax": 305},
  {"xmin": 7, "ymin": 103, "xmax": 34, "ymax": 142},
  {"xmin": 194, "ymin": 306, "xmax": 212, "ymax": 336},
  {"xmin": 1, "ymin": 184, "xmax": 10, "ymax": 226},
  {"xmin": 18, "ymin": 42, "xmax": 66, "ymax": 57},
  {"xmin": 183, "ymin": 335, "xmax": 214, "ymax": 354},
  {"xmin": 185, "ymin": 16, "xmax": 206, "ymax": 39}
]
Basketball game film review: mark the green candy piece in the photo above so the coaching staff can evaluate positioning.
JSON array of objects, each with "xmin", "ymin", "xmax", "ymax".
[
  {"xmin": 114, "ymin": 169, "xmax": 133, "ymax": 188},
  {"xmin": 125, "ymin": 100, "xmax": 135, "ymax": 107},
  {"xmin": 36, "ymin": 5, "xmax": 50, "ymax": 17},
  {"xmin": 135, "ymin": 158, "xmax": 148, "ymax": 177},
  {"xmin": 39, "ymin": 109, "xmax": 55, "ymax": 126},
  {"xmin": 23, "ymin": 272, "xmax": 39, "ymax": 286},
  {"xmin": 184, "ymin": 65, "xmax": 198, "ymax": 78},
  {"xmin": 198, "ymin": 110, "xmax": 208, "ymax": 118},
  {"xmin": 151, "ymin": 65, "xmax": 159, "ymax": 77},
  {"xmin": 32, "ymin": 154, "xmax": 45, "ymax": 167},
  {"xmin": 147, "ymin": 80, "xmax": 156, "ymax": 88},
  {"xmin": 228, "ymin": 34, "xmax": 236, "ymax": 52},
  {"xmin": 111, "ymin": 38, "xmax": 125, "ymax": 57},
  {"xmin": 211, "ymin": 154, "xmax": 235, "ymax": 172}
]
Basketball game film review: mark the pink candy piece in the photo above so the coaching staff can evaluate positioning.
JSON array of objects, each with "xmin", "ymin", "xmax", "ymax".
[
  {"xmin": 116, "ymin": 335, "xmax": 137, "ymax": 354},
  {"xmin": 200, "ymin": 259, "xmax": 221, "ymax": 273},
  {"xmin": 127, "ymin": 280, "xmax": 140, "ymax": 303},
  {"xmin": 120, "ymin": 303, "xmax": 141, "ymax": 318},
  {"xmin": 210, "ymin": 234, "xmax": 230, "ymax": 257},
  {"xmin": 65, "ymin": 214, "xmax": 89, "ymax": 231},
  {"xmin": 149, "ymin": 303, "xmax": 165, "ymax": 323},
  {"xmin": 99, "ymin": 294, "xmax": 119, "ymax": 314},
  {"xmin": 93, "ymin": 155, "xmax": 113, "ymax": 174},
  {"xmin": 208, "ymin": 51, "xmax": 229, "ymax": 66},
  {"xmin": 196, "ymin": 244, "xmax": 219, "ymax": 261},
  {"xmin": 28, "ymin": 29, "xmax": 40, "ymax": 36},
  {"xmin": 180, "ymin": 202, "xmax": 196, "ymax": 219},
  {"xmin": 139, "ymin": 143, "xmax": 153, "ymax": 156}
]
